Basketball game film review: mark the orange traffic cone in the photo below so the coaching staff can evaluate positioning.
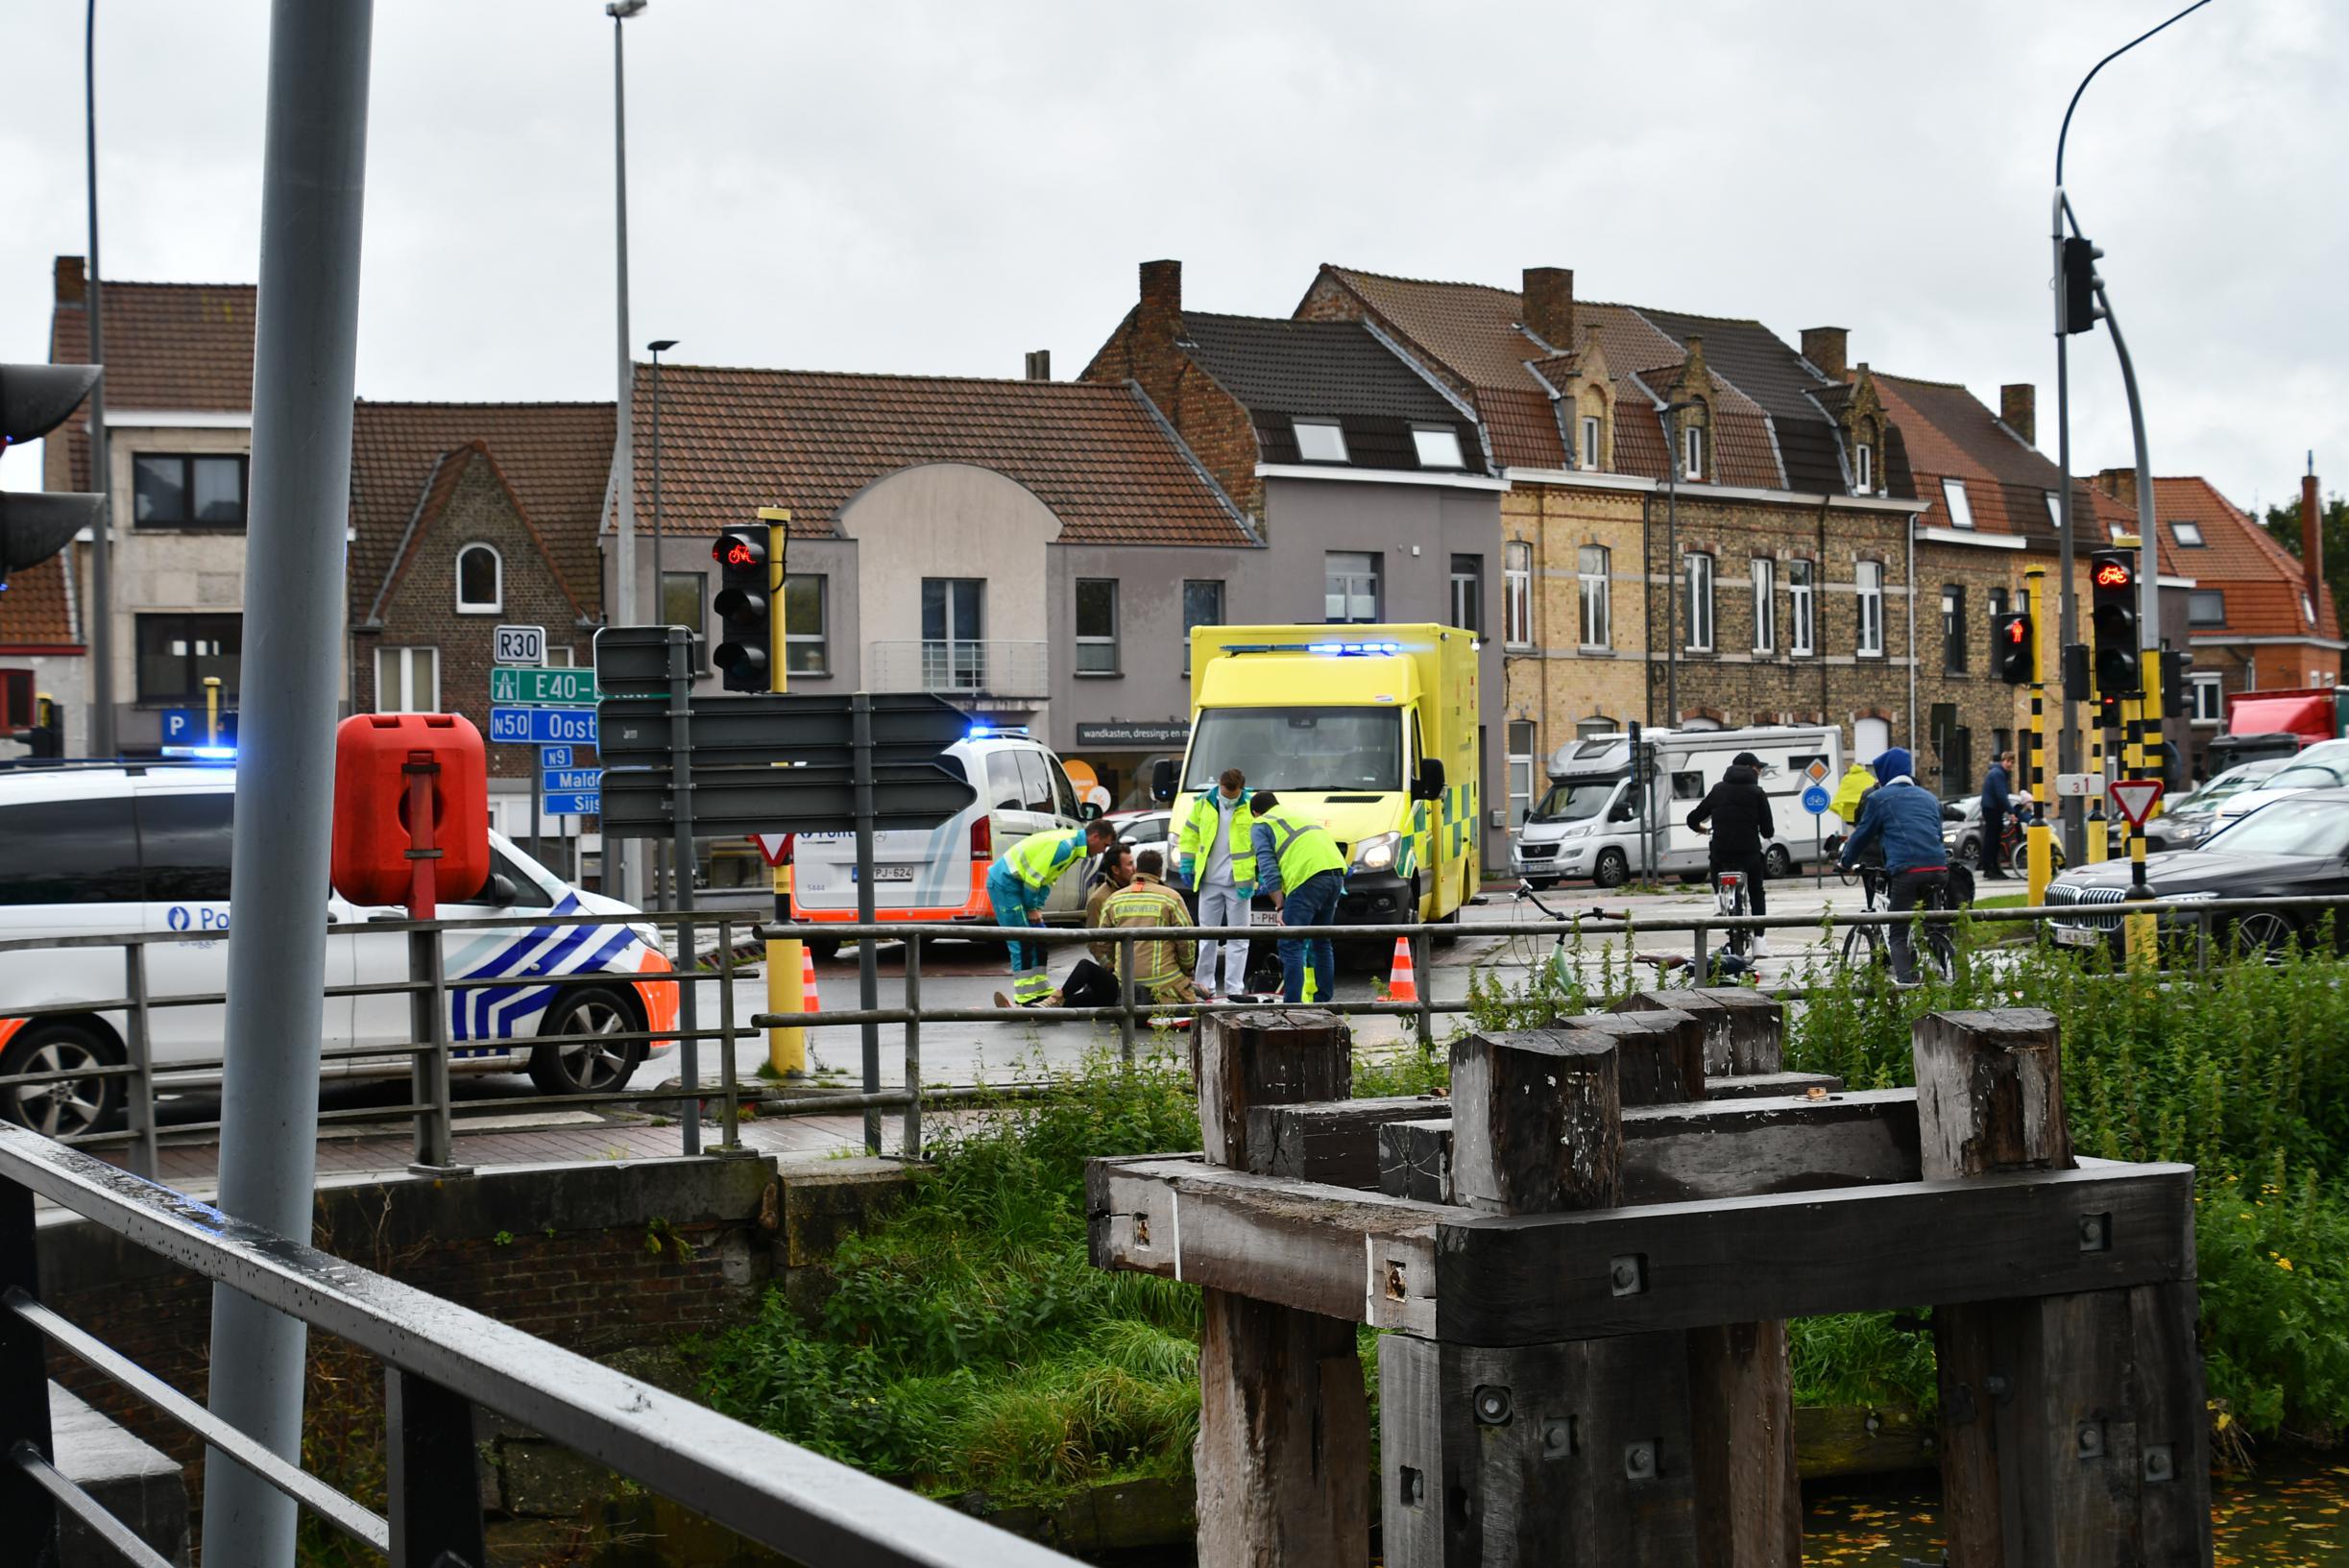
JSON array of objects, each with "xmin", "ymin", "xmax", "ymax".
[
  {"xmin": 1387, "ymin": 936, "xmax": 1418, "ymax": 1003},
  {"xmin": 800, "ymin": 943, "xmax": 822, "ymax": 1012}
]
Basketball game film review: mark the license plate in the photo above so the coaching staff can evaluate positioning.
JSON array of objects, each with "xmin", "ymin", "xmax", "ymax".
[
  {"xmin": 852, "ymin": 865, "xmax": 916, "ymax": 882},
  {"xmin": 2052, "ymin": 925, "xmax": 2105, "ymax": 948},
  {"xmin": 1251, "ymin": 910, "xmax": 1280, "ymax": 927}
]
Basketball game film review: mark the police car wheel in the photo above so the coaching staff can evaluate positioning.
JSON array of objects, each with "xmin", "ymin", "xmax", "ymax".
[
  {"xmin": 529, "ymin": 987, "xmax": 646, "ymax": 1096},
  {"xmin": 0, "ymin": 1023, "xmax": 124, "ymax": 1138}
]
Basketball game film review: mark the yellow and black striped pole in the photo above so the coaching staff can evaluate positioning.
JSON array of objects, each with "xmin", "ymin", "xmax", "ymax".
[
  {"xmin": 2024, "ymin": 567, "xmax": 2053, "ymax": 904},
  {"xmin": 2085, "ymin": 725, "xmax": 2108, "ymax": 864},
  {"xmin": 758, "ymin": 507, "xmax": 807, "ymax": 1077}
]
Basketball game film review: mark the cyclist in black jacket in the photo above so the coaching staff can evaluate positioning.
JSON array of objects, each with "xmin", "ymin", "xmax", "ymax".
[{"xmin": 1687, "ymin": 752, "xmax": 1777, "ymax": 954}]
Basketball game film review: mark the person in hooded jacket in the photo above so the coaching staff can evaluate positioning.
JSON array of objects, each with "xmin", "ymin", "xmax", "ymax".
[
  {"xmin": 1836, "ymin": 746, "xmax": 1949, "ymax": 983},
  {"xmin": 1686, "ymin": 751, "xmax": 1778, "ymax": 956}
]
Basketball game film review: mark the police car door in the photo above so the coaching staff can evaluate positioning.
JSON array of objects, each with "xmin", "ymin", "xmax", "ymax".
[
  {"xmin": 346, "ymin": 838, "xmax": 565, "ymax": 1059},
  {"xmin": 1038, "ymin": 750, "xmax": 1092, "ymax": 917}
]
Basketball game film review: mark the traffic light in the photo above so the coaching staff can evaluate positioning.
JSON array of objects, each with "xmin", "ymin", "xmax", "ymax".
[
  {"xmin": 1, "ymin": 364, "xmax": 106, "ymax": 591},
  {"xmin": 2161, "ymin": 649, "xmax": 2191, "ymax": 721},
  {"xmin": 2090, "ymin": 549, "xmax": 2142, "ymax": 696},
  {"xmin": 2061, "ymin": 235, "xmax": 2105, "ymax": 336},
  {"xmin": 1992, "ymin": 612, "xmax": 2034, "ymax": 685},
  {"xmin": 710, "ymin": 527, "xmax": 771, "ymax": 691}
]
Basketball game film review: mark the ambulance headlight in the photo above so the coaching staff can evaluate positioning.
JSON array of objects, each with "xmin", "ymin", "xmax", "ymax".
[{"xmin": 1351, "ymin": 832, "xmax": 1402, "ymax": 873}]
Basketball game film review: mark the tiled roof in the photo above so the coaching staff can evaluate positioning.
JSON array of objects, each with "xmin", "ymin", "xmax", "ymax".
[
  {"xmin": 1177, "ymin": 314, "xmax": 1486, "ymax": 473},
  {"xmin": 0, "ymin": 557, "xmax": 79, "ymax": 648},
  {"xmin": 620, "ymin": 365, "xmax": 1254, "ymax": 547},
  {"xmin": 2154, "ymin": 475, "xmax": 2340, "ymax": 641},
  {"xmin": 1876, "ymin": 374, "xmax": 2075, "ymax": 539},
  {"xmin": 48, "ymin": 276, "xmax": 260, "ymax": 495},
  {"xmin": 1317, "ymin": 268, "xmax": 1565, "ymax": 470},
  {"xmin": 1633, "ymin": 307, "xmax": 1847, "ymax": 494},
  {"xmin": 350, "ymin": 402, "xmax": 617, "ymax": 625}
]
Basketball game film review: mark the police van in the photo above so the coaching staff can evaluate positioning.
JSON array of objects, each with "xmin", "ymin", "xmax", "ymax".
[
  {"xmin": 0, "ymin": 764, "xmax": 677, "ymax": 1137},
  {"xmin": 787, "ymin": 727, "xmax": 1099, "ymax": 953}
]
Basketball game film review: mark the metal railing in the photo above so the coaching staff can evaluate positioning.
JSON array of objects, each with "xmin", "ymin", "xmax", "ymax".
[
  {"xmin": 862, "ymin": 639, "xmax": 1050, "ymax": 700},
  {"xmin": 0, "ymin": 1119, "xmax": 1085, "ymax": 1568},
  {"xmin": 3, "ymin": 893, "xmax": 2343, "ymax": 1177}
]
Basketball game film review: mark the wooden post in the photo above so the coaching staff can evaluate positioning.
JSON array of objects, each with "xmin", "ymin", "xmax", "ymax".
[
  {"xmin": 1450, "ymin": 1028, "xmax": 1622, "ymax": 1215},
  {"xmin": 1192, "ymin": 1008, "xmax": 1369, "ymax": 1568},
  {"xmin": 1615, "ymin": 988, "xmax": 1783, "ymax": 1077},
  {"xmin": 1569, "ymin": 1010, "xmax": 1708, "ymax": 1107},
  {"xmin": 1914, "ymin": 1008, "xmax": 2212, "ymax": 1568}
]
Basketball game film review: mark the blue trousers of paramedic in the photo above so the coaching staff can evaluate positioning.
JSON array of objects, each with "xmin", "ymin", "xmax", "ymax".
[{"xmin": 1277, "ymin": 870, "xmax": 1344, "ymax": 1004}]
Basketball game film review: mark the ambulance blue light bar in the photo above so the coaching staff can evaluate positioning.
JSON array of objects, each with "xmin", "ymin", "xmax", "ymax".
[
  {"xmin": 1226, "ymin": 640, "xmax": 1404, "ymax": 657},
  {"xmin": 968, "ymin": 724, "xmax": 1031, "ymax": 739}
]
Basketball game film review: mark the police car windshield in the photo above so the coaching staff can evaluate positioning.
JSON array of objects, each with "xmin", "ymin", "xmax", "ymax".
[
  {"xmin": 1530, "ymin": 781, "xmax": 1614, "ymax": 822},
  {"xmin": 1186, "ymin": 707, "xmax": 1401, "ymax": 793}
]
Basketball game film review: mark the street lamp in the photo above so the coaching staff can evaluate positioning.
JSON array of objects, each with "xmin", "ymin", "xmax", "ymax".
[
  {"xmin": 648, "ymin": 338, "xmax": 676, "ymax": 619},
  {"xmin": 606, "ymin": 0, "xmax": 647, "ymax": 908},
  {"xmin": 84, "ymin": 0, "xmax": 114, "ymax": 757},
  {"xmin": 1659, "ymin": 398, "xmax": 1701, "ymax": 731}
]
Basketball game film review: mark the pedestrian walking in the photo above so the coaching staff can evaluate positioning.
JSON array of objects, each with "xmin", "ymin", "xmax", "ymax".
[
  {"xmin": 1836, "ymin": 747, "xmax": 1950, "ymax": 984},
  {"xmin": 1250, "ymin": 791, "xmax": 1346, "ymax": 1004},
  {"xmin": 1102, "ymin": 849, "xmax": 1201, "ymax": 1010},
  {"xmin": 1685, "ymin": 751, "xmax": 1777, "ymax": 956},
  {"xmin": 988, "ymin": 817, "xmax": 1119, "ymax": 1007},
  {"xmin": 1978, "ymin": 751, "xmax": 2015, "ymax": 880},
  {"xmin": 1176, "ymin": 767, "xmax": 1255, "ymax": 1001}
]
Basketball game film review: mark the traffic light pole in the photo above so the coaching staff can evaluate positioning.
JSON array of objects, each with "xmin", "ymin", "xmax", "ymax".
[
  {"xmin": 2024, "ymin": 567, "xmax": 2054, "ymax": 905},
  {"xmin": 757, "ymin": 508, "xmax": 808, "ymax": 1079},
  {"xmin": 2051, "ymin": 188, "xmax": 2085, "ymax": 866},
  {"xmin": 84, "ymin": 0, "xmax": 115, "ymax": 760}
]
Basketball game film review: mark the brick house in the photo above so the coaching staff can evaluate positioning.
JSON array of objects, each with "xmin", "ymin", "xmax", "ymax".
[
  {"xmin": 0, "ymin": 546, "xmax": 83, "ymax": 759},
  {"xmin": 347, "ymin": 401, "xmax": 615, "ymax": 843},
  {"xmin": 1295, "ymin": 264, "xmax": 1927, "ymax": 818}
]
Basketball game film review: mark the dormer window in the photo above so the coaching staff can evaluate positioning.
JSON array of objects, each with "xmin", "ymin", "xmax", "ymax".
[
  {"xmin": 1294, "ymin": 419, "xmax": 1348, "ymax": 463},
  {"xmin": 1854, "ymin": 442, "xmax": 1874, "ymax": 494},
  {"xmin": 1682, "ymin": 423, "xmax": 1705, "ymax": 481},
  {"xmin": 2171, "ymin": 519, "xmax": 2205, "ymax": 547},
  {"xmin": 1412, "ymin": 426, "xmax": 1465, "ymax": 470},
  {"xmin": 1581, "ymin": 415, "xmax": 1601, "ymax": 469},
  {"xmin": 2305, "ymin": 593, "xmax": 2317, "ymax": 624}
]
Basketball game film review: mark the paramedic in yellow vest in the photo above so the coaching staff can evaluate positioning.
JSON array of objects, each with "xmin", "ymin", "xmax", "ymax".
[
  {"xmin": 1175, "ymin": 767, "xmax": 1254, "ymax": 1001},
  {"xmin": 989, "ymin": 817, "xmax": 1119, "ymax": 1006},
  {"xmin": 1250, "ymin": 791, "xmax": 1346, "ymax": 1004}
]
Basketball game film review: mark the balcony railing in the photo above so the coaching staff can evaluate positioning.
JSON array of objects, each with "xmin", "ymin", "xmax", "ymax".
[{"xmin": 864, "ymin": 639, "xmax": 1049, "ymax": 701}]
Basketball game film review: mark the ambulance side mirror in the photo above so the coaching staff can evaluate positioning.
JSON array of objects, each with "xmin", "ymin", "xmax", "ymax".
[
  {"xmin": 1412, "ymin": 759, "xmax": 1446, "ymax": 803},
  {"xmin": 1150, "ymin": 758, "xmax": 1176, "ymax": 804}
]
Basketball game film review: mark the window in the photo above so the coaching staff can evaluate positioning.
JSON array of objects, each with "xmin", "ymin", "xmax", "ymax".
[
  {"xmin": 1682, "ymin": 422, "xmax": 1705, "ymax": 481},
  {"xmin": 1181, "ymin": 579, "xmax": 1223, "ymax": 674},
  {"xmin": 1788, "ymin": 561, "xmax": 1815, "ymax": 656},
  {"xmin": 131, "ymin": 453, "xmax": 247, "ymax": 528},
  {"xmin": 1942, "ymin": 585, "xmax": 1967, "ymax": 674},
  {"xmin": 136, "ymin": 791, "xmax": 233, "ymax": 902},
  {"xmin": 661, "ymin": 570, "xmax": 707, "ymax": 670},
  {"xmin": 456, "ymin": 543, "xmax": 502, "ymax": 614},
  {"xmin": 1576, "ymin": 714, "xmax": 1615, "ymax": 738},
  {"xmin": 2169, "ymin": 519, "xmax": 2205, "ymax": 548},
  {"xmin": 0, "ymin": 797, "xmax": 141, "ymax": 905},
  {"xmin": 2045, "ymin": 492, "xmax": 2064, "ymax": 532},
  {"xmin": 490, "ymin": 846, "xmax": 554, "ymax": 909},
  {"xmin": 135, "ymin": 613, "xmax": 240, "ymax": 705},
  {"xmin": 785, "ymin": 574, "xmax": 829, "ymax": 675},
  {"xmin": 2188, "ymin": 591, "xmax": 2226, "ymax": 628},
  {"xmin": 1499, "ymin": 543, "xmax": 1533, "ymax": 647},
  {"xmin": 2191, "ymin": 673, "xmax": 2224, "ymax": 725},
  {"xmin": 1076, "ymin": 578, "xmax": 1121, "ymax": 674},
  {"xmin": 1854, "ymin": 442, "xmax": 1874, "ymax": 494},
  {"xmin": 1324, "ymin": 551, "xmax": 1381, "ymax": 622},
  {"xmin": 1294, "ymin": 419, "xmax": 1348, "ymax": 463},
  {"xmin": 1942, "ymin": 480, "xmax": 1974, "ymax": 531},
  {"xmin": 1855, "ymin": 561, "xmax": 1885, "ymax": 656},
  {"xmin": 1015, "ymin": 750, "xmax": 1058, "ymax": 814},
  {"xmin": 1413, "ymin": 427, "xmax": 1465, "ymax": 469},
  {"xmin": 1751, "ymin": 558, "xmax": 1776, "ymax": 654},
  {"xmin": 1581, "ymin": 415, "xmax": 1601, "ymax": 469},
  {"xmin": 1578, "ymin": 545, "xmax": 1610, "ymax": 648},
  {"xmin": 1683, "ymin": 552, "xmax": 1715, "ymax": 652},
  {"xmin": 0, "ymin": 671, "xmax": 32, "ymax": 733},
  {"xmin": 2304, "ymin": 593, "xmax": 2317, "ymax": 625},
  {"xmin": 1507, "ymin": 721, "xmax": 1537, "ymax": 826},
  {"xmin": 374, "ymin": 646, "xmax": 440, "ymax": 713},
  {"xmin": 985, "ymin": 752, "xmax": 1025, "ymax": 811},
  {"xmin": 1449, "ymin": 555, "xmax": 1484, "ymax": 634}
]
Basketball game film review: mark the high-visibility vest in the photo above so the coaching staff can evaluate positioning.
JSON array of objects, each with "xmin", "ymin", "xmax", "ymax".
[
  {"xmin": 1259, "ymin": 808, "xmax": 1346, "ymax": 888},
  {"xmin": 1004, "ymin": 827, "xmax": 1085, "ymax": 890},
  {"xmin": 1176, "ymin": 791, "xmax": 1255, "ymax": 883}
]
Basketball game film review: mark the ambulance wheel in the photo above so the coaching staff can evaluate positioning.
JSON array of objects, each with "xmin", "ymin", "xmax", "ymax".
[
  {"xmin": 806, "ymin": 938, "xmax": 841, "ymax": 963},
  {"xmin": 1592, "ymin": 849, "xmax": 1630, "ymax": 889},
  {"xmin": 530, "ymin": 987, "xmax": 647, "ymax": 1096},
  {"xmin": 0, "ymin": 1021, "xmax": 124, "ymax": 1138},
  {"xmin": 1764, "ymin": 844, "xmax": 1794, "ymax": 878}
]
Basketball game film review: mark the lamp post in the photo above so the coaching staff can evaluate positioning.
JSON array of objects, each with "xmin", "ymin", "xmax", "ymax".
[
  {"xmin": 648, "ymin": 338, "xmax": 676, "ymax": 619},
  {"xmin": 84, "ymin": 0, "xmax": 114, "ymax": 757},
  {"xmin": 606, "ymin": 0, "xmax": 645, "ymax": 907},
  {"xmin": 1660, "ymin": 398, "xmax": 1701, "ymax": 730}
]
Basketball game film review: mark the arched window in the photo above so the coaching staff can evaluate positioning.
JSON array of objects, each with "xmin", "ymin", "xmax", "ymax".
[{"xmin": 456, "ymin": 543, "xmax": 502, "ymax": 614}]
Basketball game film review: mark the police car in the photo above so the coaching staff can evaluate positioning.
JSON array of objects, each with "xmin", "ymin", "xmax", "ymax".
[{"xmin": 0, "ymin": 763, "xmax": 676, "ymax": 1137}]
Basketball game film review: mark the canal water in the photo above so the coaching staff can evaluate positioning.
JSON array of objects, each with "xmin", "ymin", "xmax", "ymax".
[{"xmin": 1803, "ymin": 1455, "xmax": 2349, "ymax": 1563}]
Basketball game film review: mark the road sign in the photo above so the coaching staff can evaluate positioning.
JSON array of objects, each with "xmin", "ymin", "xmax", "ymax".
[
  {"xmin": 489, "ymin": 706, "xmax": 597, "ymax": 745},
  {"xmin": 1803, "ymin": 759, "xmax": 1829, "ymax": 787},
  {"xmin": 541, "ymin": 745, "xmax": 576, "ymax": 769},
  {"xmin": 1801, "ymin": 784, "xmax": 1830, "ymax": 815},
  {"xmin": 543, "ymin": 791, "xmax": 601, "ymax": 816},
  {"xmin": 754, "ymin": 832, "xmax": 792, "ymax": 867},
  {"xmin": 494, "ymin": 624, "xmax": 546, "ymax": 666},
  {"xmin": 2108, "ymin": 778, "xmax": 2165, "ymax": 830},
  {"xmin": 599, "ymin": 761, "xmax": 977, "ymax": 839},
  {"xmin": 159, "ymin": 709, "xmax": 205, "ymax": 744},
  {"xmin": 2055, "ymin": 772, "xmax": 2106, "ymax": 798},
  {"xmin": 491, "ymin": 665, "xmax": 597, "ymax": 706},
  {"xmin": 595, "ymin": 690, "xmax": 969, "ymax": 767},
  {"xmin": 544, "ymin": 768, "xmax": 602, "ymax": 791}
]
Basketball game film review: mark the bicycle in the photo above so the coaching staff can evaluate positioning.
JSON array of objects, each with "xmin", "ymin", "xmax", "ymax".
[
  {"xmin": 1514, "ymin": 882, "xmax": 1632, "ymax": 992},
  {"xmin": 1842, "ymin": 864, "xmax": 1957, "ymax": 983}
]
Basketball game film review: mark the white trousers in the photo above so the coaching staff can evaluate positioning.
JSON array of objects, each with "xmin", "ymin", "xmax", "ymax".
[{"xmin": 1194, "ymin": 880, "xmax": 1251, "ymax": 996}]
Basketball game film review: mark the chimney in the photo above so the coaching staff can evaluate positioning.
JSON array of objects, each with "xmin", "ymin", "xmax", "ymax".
[
  {"xmin": 1802, "ymin": 326, "xmax": 1848, "ymax": 383},
  {"xmin": 1024, "ymin": 350, "xmax": 1053, "ymax": 381},
  {"xmin": 2000, "ymin": 383, "xmax": 2037, "ymax": 446},
  {"xmin": 1522, "ymin": 266, "xmax": 1575, "ymax": 350},
  {"xmin": 2095, "ymin": 467, "xmax": 2138, "ymax": 511},
  {"xmin": 1138, "ymin": 259, "xmax": 1183, "ymax": 352},
  {"xmin": 54, "ymin": 255, "xmax": 86, "ymax": 304},
  {"xmin": 2305, "ymin": 455, "xmax": 2323, "ymax": 605}
]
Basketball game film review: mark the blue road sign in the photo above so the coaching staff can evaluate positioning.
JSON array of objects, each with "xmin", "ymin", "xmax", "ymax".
[
  {"xmin": 490, "ymin": 706, "xmax": 597, "ymax": 745},
  {"xmin": 160, "ymin": 709, "xmax": 205, "ymax": 744},
  {"xmin": 543, "ymin": 791, "xmax": 601, "ymax": 816},
  {"xmin": 544, "ymin": 768, "xmax": 602, "ymax": 791},
  {"xmin": 1802, "ymin": 784, "xmax": 1831, "ymax": 815},
  {"xmin": 541, "ymin": 745, "xmax": 575, "ymax": 769}
]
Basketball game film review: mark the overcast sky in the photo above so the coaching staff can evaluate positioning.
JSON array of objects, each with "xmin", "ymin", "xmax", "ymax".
[{"xmin": 3, "ymin": 0, "xmax": 2338, "ymax": 516}]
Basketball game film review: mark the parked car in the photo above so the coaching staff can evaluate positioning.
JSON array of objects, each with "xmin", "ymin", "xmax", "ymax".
[
  {"xmin": 0, "ymin": 763, "xmax": 674, "ymax": 1138},
  {"xmin": 1943, "ymin": 796, "xmax": 2068, "ymax": 875},
  {"xmin": 1107, "ymin": 808, "xmax": 1173, "ymax": 863},
  {"xmin": 2042, "ymin": 788, "xmax": 2349, "ymax": 960}
]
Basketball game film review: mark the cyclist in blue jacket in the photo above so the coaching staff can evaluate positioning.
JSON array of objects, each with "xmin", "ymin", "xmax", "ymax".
[{"xmin": 1836, "ymin": 747, "xmax": 1949, "ymax": 983}]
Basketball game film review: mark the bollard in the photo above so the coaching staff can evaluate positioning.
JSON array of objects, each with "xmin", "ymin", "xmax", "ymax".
[
  {"xmin": 904, "ymin": 935, "xmax": 924, "ymax": 1159},
  {"xmin": 713, "ymin": 921, "xmax": 748, "ymax": 1157}
]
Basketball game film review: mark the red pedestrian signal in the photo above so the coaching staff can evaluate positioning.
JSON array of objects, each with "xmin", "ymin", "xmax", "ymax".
[{"xmin": 1992, "ymin": 612, "xmax": 2034, "ymax": 685}]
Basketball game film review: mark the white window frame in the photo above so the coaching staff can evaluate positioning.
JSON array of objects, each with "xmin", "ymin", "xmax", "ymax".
[
  {"xmin": 2190, "ymin": 673, "xmax": 2223, "ymax": 726},
  {"xmin": 1581, "ymin": 414, "xmax": 1601, "ymax": 469},
  {"xmin": 1507, "ymin": 720, "xmax": 1537, "ymax": 827},
  {"xmin": 374, "ymin": 645, "xmax": 440, "ymax": 713},
  {"xmin": 1942, "ymin": 479, "xmax": 1974, "ymax": 531},
  {"xmin": 2171, "ymin": 519, "xmax": 2205, "ymax": 547},
  {"xmin": 1856, "ymin": 560, "xmax": 1885, "ymax": 657},
  {"xmin": 1325, "ymin": 551, "xmax": 1381, "ymax": 623},
  {"xmin": 455, "ymin": 543, "xmax": 503, "ymax": 615},
  {"xmin": 1751, "ymin": 558, "xmax": 1776, "ymax": 655},
  {"xmin": 1577, "ymin": 544, "xmax": 1610, "ymax": 649},
  {"xmin": 1854, "ymin": 442, "xmax": 1874, "ymax": 494},
  {"xmin": 1294, "ymin": 419, "xmax": 1348, "ymax": 464},
  {"xmin": 1683, "ymin": 422, "xmax": 1705, "ymax": 481},
  {"xmin": 1503, "ymin": 542, "xmax": 1533, "ymax": 648},
  {"xmin": 1788, "ymin": 560, "xmax": 1815, "ymax": 656},
  {"xmin": 1683, "ymin": 551, "xmax": 1715, "ymax": 653},
  {"xmin": 1448, "ymin": 554, "xmax": 1484, "ymax": 635},
  {"xmin": 1412, "ymin": 426, "xmax": 1465, "ymax": 470}
]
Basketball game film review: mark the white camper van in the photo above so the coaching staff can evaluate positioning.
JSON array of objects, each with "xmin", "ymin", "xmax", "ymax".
[{"xmin": 1511, "ymin": 725, "xmax": 1844, "ymax": 888}]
